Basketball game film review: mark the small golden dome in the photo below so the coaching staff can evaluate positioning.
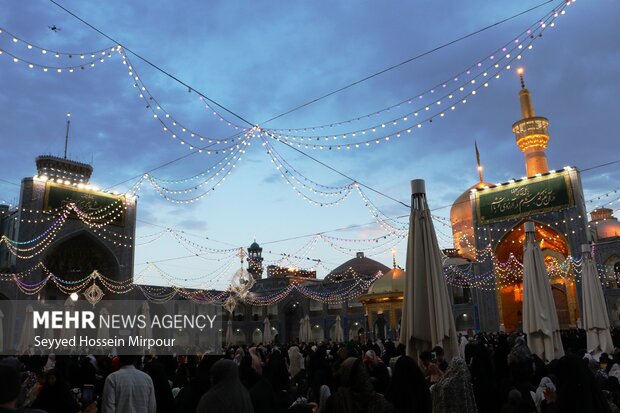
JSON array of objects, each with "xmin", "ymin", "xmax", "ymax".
[
  {"xmin": 368, "ymin": 267, "xmax": 405, "ymax": 294},
  {"xmin": 450, "ymin": 182, "xmax": 491, "ymax": 260}
]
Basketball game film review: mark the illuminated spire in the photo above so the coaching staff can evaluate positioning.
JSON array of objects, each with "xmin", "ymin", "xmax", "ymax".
[
  {"xmin": 517, "ymin": 67, "xmax": 536, "ymax": 119},
  {"xmin": 512, "ymin": 68, "xmax": 550, "ymax": 176},
  {"xmin": 64, "ymin": 112, "xmax": 71, "ymax": 159},
  {"xmin": 391, "ymin": 249, "xmax": 397, "ymax": 269},
  {"xmin": 475, "ymin": 140, "xmax": 484, "ymax": 183}
]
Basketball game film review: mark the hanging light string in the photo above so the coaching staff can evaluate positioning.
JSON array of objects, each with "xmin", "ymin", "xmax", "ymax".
[
  {"xmin": 144, "ymin": 145, "xmax": 245, "ymax": 184},
  {"xmin": 169, "ymin": 231, "xmax": 242, "ymax": 257},
  {"xmin": 265, "ymin": 2, "xmax": 566, "ymax": 134},
  {"xmin": 588, "ymin": 193, "xmax": 620, "ymax": 214},
  {"xmin": 443, "ymin": 253, "xmax": 616, "ymax": 292},
  {"xmin": 0, "ymin": 200, "xmax": 135, "ymax": 258},
  {"xmin": 5, "ymin": 250, "xmax": 615, "ymax": 303},
  {"xmin": 260, "ymin": 136, "xmax": 355, "ymax": 206},
  {"xmin": 145, "ymin": 258, "xmax": 240, "ymax": 289},
  {"xmin": 0, "ymin": 45, "xmax": 118, "ymax": 73},
  {"xmin": 119, "ymin": 51, "xmax": 250, "ymax": 150},
  {"xmin": 1, "ymin": 259, "xmax": 387, "ymax": 305},
  {"xmin": 0, "ymin": 26, "xmax": 115, "ymax": 57},
  {"xmin": 47, "ymin": 0, "xmax": 255, "ymax": 129},
  {"xmin": 319, "ymin": 232, "xmax": 406, "ymax": 257},
  {"xmin": 263, "ymin": 9, "xmax": 564, "ymax": 152},
  {"xmin": 141, "ymin": 138, "xmax": 249, "ymax": 196},
  {"xmin": 0, "ymin": 1, "xmax": 568, "ymax": 160},
  {"xmin": 263, "ymin": 133, "xmax": 412, "ymax": 229},
  {"xmin": 266, "ymin": 7, "xmax": 562, "ymax": 137},
  {"xmin": 318, "ymin": 231, "xmax": 407, "ymax": 256},
  {"xmin": 4, "ymin": 185, "xmax": 132, "ymax": 222},
  {"xmin": 2, "ymin": 213, "xmax": 69, "ymax": 258},
  {"xmin": 135, "ymin": 230, "xmax": 168, "ymax": 246},
  {"xmin": 587, "ymin": 185, "xmax": 620, "ymax": 208},
  {"xmin": 135, "ymin": 229, "xmax": 168, "ymax": 239},
  {"xmin": 262, "ymin": 136, "xmax": 353, "ymax": 194},
  {"xmin": 354, "ymin": 185, "xmax": 408, "ymax": 234},
  {"xmin": 268, "ymin": 235, "xmax": 320, "ymax": 268},
  {"xmin": 138, "ymin": 142, "xmax": 248, "ymax": 204},
  {"xmin": 1, "ymin": 213, "xmax": 68, "ymax": 245}
]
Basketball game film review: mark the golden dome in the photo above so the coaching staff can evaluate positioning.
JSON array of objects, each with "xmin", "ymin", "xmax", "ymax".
[
  {"xmin": 368, "ymin": 267, "xmax": 405, "ymax": 294},
  {"xmin": 450, "ymin": 182, "xmax": 491, "ymax": 260}
]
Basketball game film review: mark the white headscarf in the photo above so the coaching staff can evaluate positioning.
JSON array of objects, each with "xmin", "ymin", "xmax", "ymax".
[{"xmin": 288, "ymin": 346, "xmax": 304, "ymax": 378}]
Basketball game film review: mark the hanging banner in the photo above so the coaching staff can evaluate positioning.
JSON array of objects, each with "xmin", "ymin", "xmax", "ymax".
[
  {"xmin": 475, "ymin": 171, "xmax": 574, "ymax": 225},
  {"xmin": 43, "ymin": 182, "xmax": 126, "ymax": 226}
]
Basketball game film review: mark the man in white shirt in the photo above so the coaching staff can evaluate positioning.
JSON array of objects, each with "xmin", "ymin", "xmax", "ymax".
[{"xmin": 102, "ymin": 355, "xmax": 156, "ymax": 413}]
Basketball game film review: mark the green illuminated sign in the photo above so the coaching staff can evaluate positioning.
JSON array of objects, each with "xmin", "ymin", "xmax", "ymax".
[
  {"xmin": 44, "ymin": 183, "xmax": 125, "ymax": 226},
  {"xmin": 475, "ymin": 171, "xmax": 574, "ymax": 225}
]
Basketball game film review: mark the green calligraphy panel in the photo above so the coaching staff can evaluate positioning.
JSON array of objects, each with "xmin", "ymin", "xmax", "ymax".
[
  {"xmin": 475, "ymin": 171, "xmax": 574, "ymax": 225},
  {"xmin": 44, "ymin": 183, "xmax": 125, "ymax": 226}
]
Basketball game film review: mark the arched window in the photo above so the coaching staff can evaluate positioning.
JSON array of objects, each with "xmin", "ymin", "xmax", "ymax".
[{"xmin": 604, "ymin": 256, "xmax": 620, "ymax": 288}]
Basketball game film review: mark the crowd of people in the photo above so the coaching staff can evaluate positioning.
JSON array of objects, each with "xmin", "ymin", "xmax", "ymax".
[{"xmin": 1, "ymin": 329, "xmax": 620, "ymax": 412}]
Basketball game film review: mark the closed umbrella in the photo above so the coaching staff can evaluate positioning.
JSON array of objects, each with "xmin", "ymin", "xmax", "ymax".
[
  {"xmin": 581, "ymin": 244, "xmax": 613, "ymax": 353},
  {"xmin": 400, "ymin": 179, "xmax": 458, "ymax": 360},
  {"xmin": 43, "ymin": 321, "xmax": 54, "ymax": 341},
  {"xmin": 225, "ymin": 319, "xmax": 234, "ymax": 346},
  {"xmin": 60, "ymin": 297, "xmax": 76, "ymax": 347},
  {"xmin": 97, "ymin": 307, "xmax": 110, "ymax": 346},
  {"xmin": 304, "ymin": 315, "xmax": 312, "ymax": 343},
  {"xmin": 139, "ymin": 302, "xmax": 153, "ymax": 340},
  {"xmin": 0, "ymin": 309, "xmax": 4, "ymax": 353},
  {"xmin": 522, "ymin": 221, "xmax": 564, "ymax": 362},
  {"xmin": 334, "ymin": 315, "xmax": 344, "ymax": 343},
  {"xmin": 298, "ymin": 318, "xmax": 306, "ymax": 343},
  {"xmin": 263, "ymin": 317, "xmax": 273, "ymax": 344},
  {"xmin": 18, "ymin": 305, "xmax": 34, "ymax": 354}
]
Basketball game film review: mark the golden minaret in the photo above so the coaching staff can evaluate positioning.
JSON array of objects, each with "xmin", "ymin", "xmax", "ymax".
[{"xmin": 512, "ymin": 68, "xmax": 550, "ymax": 176}]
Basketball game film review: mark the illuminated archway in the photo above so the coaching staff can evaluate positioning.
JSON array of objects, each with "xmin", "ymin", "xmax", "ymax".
[
  {"xmin": 252, "ymin": 328, "xmax": 263, "ymax": 344},
  {"xmin": 603, "ymin": 255, "xmax": 620, "ymax": 288},
  {"xmin": 42, "ymin": 231, "xmax": 120, "ymax": 301},
  {"xmin": 494, "ymin": 221, "xmax": 577, "ymax": 332}
]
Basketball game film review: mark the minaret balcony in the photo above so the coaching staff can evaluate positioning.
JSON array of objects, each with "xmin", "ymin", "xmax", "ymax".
[{"xmin": 512, "ymin": 116, "xmax": 549, "ymax": 141}]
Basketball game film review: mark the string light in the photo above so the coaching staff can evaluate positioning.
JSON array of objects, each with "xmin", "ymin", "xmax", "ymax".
[
  {"xmin": 261, "ymin": 136, "xmax": 355, "ymax": 207},
  {"xmin": 0, "ymin": 26, "xmax": 116, "ymax": 58},
  {"xmin": 265, "ymin": 28, "xmax": 550, "ymax": 152},
  {"xmin": 265, "ymin": 2, "xmax": 566, "ymax": 134},
  {"xmin": 262, "ymin": 4, "xmax": 568, "ymax": 151},
  {"xmin": 119, "ymin": 51, "xmax": 249, "ymax": 150},
  {"xmin": 0, "ymin": 44, "xmax": 118, "ymax": 73}
]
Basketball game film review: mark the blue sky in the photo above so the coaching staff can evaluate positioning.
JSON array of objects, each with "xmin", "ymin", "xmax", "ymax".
[{"xmin": 1, "ymin": 0, "xmax": 619, "ymax": 289}]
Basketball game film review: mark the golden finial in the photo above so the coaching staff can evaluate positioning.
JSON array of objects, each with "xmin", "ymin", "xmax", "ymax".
[{"xmin": 517, "ymin": 67, "xmax": 525, "ymax": 89}]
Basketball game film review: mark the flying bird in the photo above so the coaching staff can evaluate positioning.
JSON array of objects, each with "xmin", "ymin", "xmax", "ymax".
[{"xmin": 48, "ymin": 25, "xmax": 61, "ymax": 32}]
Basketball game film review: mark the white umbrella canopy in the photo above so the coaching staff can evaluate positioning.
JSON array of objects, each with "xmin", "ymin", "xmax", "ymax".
[
  {"xmin": 581, "ymin": 244, "xmax": 613, "ymax": 354},
  {"xmin": 399, "ymin": 179, "xmax": 459, "ymax": 361},
  {"xmin": 522, "ymin": 221, "xmax": 564, "ymax": 362},
  {"xmin": 334, "ymin": 315, "xmax": 344, "ymax": 343},
  {"xmin": 139, "ymin": 302, "xmax": 153, "ymax": 340},
  {"xmin": 97, "ymin": 307, "xmax": 110, "ymax": 344},
  {"xmin": 263, "ymin": 317, "xmax": 273, "ymax": 344},
  {"xmin": 18, "ymin": 305, "xmax": 34, "ymax": 354},
  {"xmin": 225, "ymin": 319, "xmax": 234, "ymax": 346}
]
